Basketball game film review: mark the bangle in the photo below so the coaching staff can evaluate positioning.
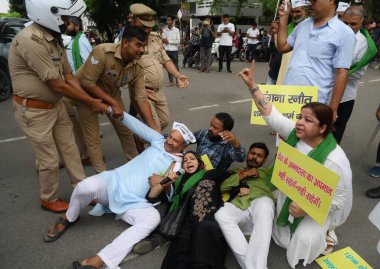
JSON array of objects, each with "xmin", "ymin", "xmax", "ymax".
[{"xmin": 248, "ymin": 86, "xmax": 259, "ymax": 95}]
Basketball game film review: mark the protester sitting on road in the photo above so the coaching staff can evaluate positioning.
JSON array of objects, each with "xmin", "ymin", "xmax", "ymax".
[
  {"xmin": 215, "ymin": 142, "xmax": 275, "ymax": 269},
  {"xmin": 239, "ymin": 63, "xmax": 353, "ymax": 267},
  {"xmin": 366, "ymin": 104, "xmax": 380, "ymax": 198},
  {"xmin": 147, "ymin": 151, "xmax": 230, "ymax": 269},
  {"xmin": 43, "ymin": 111, "xmax": 195, "ymax": 269},
  {"xmin": 194, "ymin": 112, "xmax": 246, "ymax": 171}
]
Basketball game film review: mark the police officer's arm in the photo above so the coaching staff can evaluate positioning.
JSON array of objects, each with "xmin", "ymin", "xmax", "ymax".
[
  {"xmin": 163, "ymin": 60, "xmax": 189, "ymax": 88},
  {"xmin": 76, "ymin": 46, "xmax": 124, "ymax": 117},
  {"xmin": 277, "ymin": 1, "xmax": 293, "ymax": 53},
  {"xmin": 132, "ymin": 69, "xmax": 160, "ymax": 132}
]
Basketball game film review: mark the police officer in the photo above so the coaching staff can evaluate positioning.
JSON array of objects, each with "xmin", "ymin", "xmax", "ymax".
[
  {"xmin": 9, "ymin": 0, "xmax": 108, "ymax": 213},
  {"xmin": 129, "ymin": 3, "xmax": 189, "ymax": 132},
  {"xmin": 75, "ymin": 25, "xmax": 150, "ymax": 173}
]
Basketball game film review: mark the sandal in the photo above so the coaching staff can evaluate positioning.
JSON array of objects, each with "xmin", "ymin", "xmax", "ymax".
[
  {"xmin": 322, "ymin": 234, "xmax": 335, "ymax": 255},
  {"xmin": 72, "ymin": 261, "xmax": 97, "ymax": 269},
  {"xmin": 43, "ymin": 217, "xmax": 78, "ymax": 243}
]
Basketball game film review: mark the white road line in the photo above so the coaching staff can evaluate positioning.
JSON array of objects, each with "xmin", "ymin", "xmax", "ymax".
[
  {"xmin": 367, "ymin": 78, "xmax": 380, "ymax": 83},
  {"xmin": 188, "ymin": 104, "xmax": 219, "ymax": 111},
  {"xmin": 0, "ymin": 136, "xmax": 26, "ymax": 143},
  {"xmin": 229, "ymin": 99, "xmax": 252, "ymax": 104}
]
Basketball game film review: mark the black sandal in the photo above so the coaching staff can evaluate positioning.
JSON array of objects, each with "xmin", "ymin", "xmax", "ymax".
[
  {"xmin": 72, "ymin": 261, "xmax": 97, "ymax": 269},
  {"xmin": 43, "ymin": 217, "xmax": 78, "ymax": 243}
]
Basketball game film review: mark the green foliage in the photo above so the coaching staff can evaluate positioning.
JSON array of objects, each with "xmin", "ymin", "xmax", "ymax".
[
  {"xmin": 258, "ymin": 0, "xmax": 279, "ymax": 17},
  {"xmin": 9, "ymin": 0, "xmax": 26, "ymax": 17},
  {"xmin": 0, "ymin": 12, "xmax": 22, "ymax": 18}
]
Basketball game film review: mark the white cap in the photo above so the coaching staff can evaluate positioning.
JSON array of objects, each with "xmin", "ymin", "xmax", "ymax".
[
  {"xmin": 291, "ymin": 0, "xmax": 309, "ymax": 8},
  {"xmin": 172, "ymin": 122, "xmax": 196, "ymax": 144},
  {"xmin": 337, "ymin": 2, "xmax": 350, "ymax": 12}
]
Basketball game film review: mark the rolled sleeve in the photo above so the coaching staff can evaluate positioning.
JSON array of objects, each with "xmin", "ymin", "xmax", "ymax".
[{"xmin": 130, "ymin": 67, "xmax": 148, "ymax": 102}]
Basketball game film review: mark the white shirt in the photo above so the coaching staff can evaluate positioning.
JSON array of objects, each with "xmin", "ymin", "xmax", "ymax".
[
  {"xmin": 247, "ymin": 27, "xmax": 260, "ymax": 44},
  {"xmin": 217, "ymin": 23, "xmax": 235, "ymax": 46},
  {"xmin": 67, "ymin": 33, "xmax": 92, "ymax": 74},
  {"xmin": 341, "ymin": 31, "xmax": 369, "ymax": 103},
  {"xmin": 163, "ymin": 26, "xmax": 180, "ymax": 51}
]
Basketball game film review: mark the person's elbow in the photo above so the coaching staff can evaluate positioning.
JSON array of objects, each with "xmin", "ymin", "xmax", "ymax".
[{"xmin": 47, "ymin": 79, "xmax": 66, "ymax": 93}]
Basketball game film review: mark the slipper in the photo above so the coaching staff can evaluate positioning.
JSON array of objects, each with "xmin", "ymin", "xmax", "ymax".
[
  {"xmin": 322, "ymin": 234, "xmax": 335, "ymax": 255},
  {"xmin": 72, "ymin": 261, "xmax": 97, "ymax": 269},
  {"xmin": 43, "ymin": 217, "xmax": 78, "ymax": 243}
]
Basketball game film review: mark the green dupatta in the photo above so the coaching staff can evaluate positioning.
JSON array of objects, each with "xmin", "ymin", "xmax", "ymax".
[
  {"xmin": 169, "ymin": 169, "xmax": 206, "ymax": 212},
  {"xmin": 275, "ymin": 129, "xmax": 337, "ymax": 233},
  {"xmin": 348, "ymin": 28, "xmax": 378, "ymax": 76},
  {"xmin": 72, "ymin": 32, "xmax": 83, "ymax": 72}
]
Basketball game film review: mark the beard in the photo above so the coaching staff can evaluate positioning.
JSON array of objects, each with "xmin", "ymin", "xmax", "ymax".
[
  {"xmin": 66, "ymin": 29, "xmax": 78, "ymax": 37},
  {"xmin": 207, "ymin": 130, "xmax": 222, "ymax": 142}
]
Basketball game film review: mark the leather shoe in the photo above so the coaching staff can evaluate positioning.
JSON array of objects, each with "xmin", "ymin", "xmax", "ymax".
[
  {"xmin": 365, "ymin": 186, "xmax": 380, "ymax": 199},
  {"xmin": 41, "ymin": 199, "xmax": 69, "ymax": 213}
]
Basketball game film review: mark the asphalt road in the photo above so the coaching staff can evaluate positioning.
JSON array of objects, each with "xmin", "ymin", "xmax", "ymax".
[{"xmin": 0, "ymin": 60, "xmax": 379, "ymax": 269}]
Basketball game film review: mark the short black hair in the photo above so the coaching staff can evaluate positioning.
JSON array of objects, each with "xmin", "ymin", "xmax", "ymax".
[
  {"xmin": 249, "ymin": 142, "xmax": 269, "ymax": 158},
  {"xmin": 252, "ymin": 21, "xmax": 257, "ymax": 26},
  {"xmin": 122, "ymin": 25, "xmax": 148, "ymax": 42},
  {"xmin": 167, "ymin": 15, "xmax": 175, "ymax": 21},
  {"xmin": 215, "ymin": 112, "xmax": 234, "ymax": 131},
  {"xmin": 223, "ymin": 14, "xmax": 229, "ymax": 19},
  {"xmin": 68, "ymin": 16, "xmax": 83, "ymax": 31}
]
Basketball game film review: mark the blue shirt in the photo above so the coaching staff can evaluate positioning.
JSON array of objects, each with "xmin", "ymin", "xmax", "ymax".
[
  {"xmin": 194, "ymin": 129, "xmax": 246, "ymax": 171},
  {"xmin": 67, "ymin": 33, "xmax": 92, "ymax": 74},
  {"xmin": 285, "ymin": 16, "xmax": 356, "ymax": 104},
  {"xmin": 93, "ymin": 112, "xmax": 183, "ymax": 215}
]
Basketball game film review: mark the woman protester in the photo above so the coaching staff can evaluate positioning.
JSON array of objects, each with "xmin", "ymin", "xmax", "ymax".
[
  {"xmin": 239, "ymin": 64, "xmax": 352, "ymax": 268},
  {"xmin": 148, "ymin": 151, "xmax": 229, "ymax": 269}
]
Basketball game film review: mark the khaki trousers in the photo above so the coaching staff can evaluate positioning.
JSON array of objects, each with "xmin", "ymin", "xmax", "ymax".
[
  {"xmin": 77, "ymin": 94, "xmax": 138, "ymax": 173},
  {"xmin": 13, "ymin": 100, "xmax": 85, "ymax": 202},
  {"xmin": 147, "ymin": 89, "xmax": 170, "ymax": 131}
]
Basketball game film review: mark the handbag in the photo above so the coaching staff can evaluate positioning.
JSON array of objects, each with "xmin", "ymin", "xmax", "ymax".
[{"xmin": 160, "ymin": 190, "xmax": 193, "ymax": 239}]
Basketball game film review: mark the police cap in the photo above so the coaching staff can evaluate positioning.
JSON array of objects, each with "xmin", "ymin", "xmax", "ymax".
[{"xmin": 130, "ymin": 4, "xmax": 156, "ymax": 28}]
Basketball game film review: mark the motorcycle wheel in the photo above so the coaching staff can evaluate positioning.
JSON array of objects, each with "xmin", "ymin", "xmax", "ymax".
[
  {"xmin": 239, "ymin": 50, "xmax": 246, "ymax": 61},
  {"xmin": 0, "ymin": 68, "xmax": 12, "ymax": 102}
]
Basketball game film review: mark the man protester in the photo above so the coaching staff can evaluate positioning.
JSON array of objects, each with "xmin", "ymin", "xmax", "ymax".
[
  {"xmin": 9, "ymin": 0, "xmax": 108, "ymax": 212},
  {"xmin": 246, "ymin": 21, "xmax": 260, "ymax": 63},
  {"xmin": 277, "ymin": 0, "xmax": 356, "ymax": 121},
  {"xmin": 195, "ymin": 112, "xmax": 246, "ymax": 171},
  {"xmin": 44, "ymin": 110, "xmax": 195, "ymax": 269},
  {"xmin": 217, "ymin": 14, "xmax": 235, "ymax": 73},
  {"xmin": 334, "ymin": 5, "xmax": 378, "ymax": 143},
  {"xmin": 199, "ymin": 16, "xmax": 216, "ymax": 73},
  {"xmin": 162, "ymin": 15, "xmax": 181, "ymax": 86},
  {"xmin": 215, "ymin": 142, "xmax": 274, "ymax": 269},
  {"xmin": 276, "ymin": 0, "xmax": 308, "ymax": 84},
  {"xmin": 129, "ymin": 4, "xmax": 189, "ymax": 133},
  {"xmin": 75, "ymin": 26, "xmax": 151, "ymax": 173}
]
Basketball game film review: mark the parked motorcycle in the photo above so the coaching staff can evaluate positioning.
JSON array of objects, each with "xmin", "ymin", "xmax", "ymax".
[
  {"xmin": 211, "ymin": 37, "xmax": 246, "ymax": 65},
  {"xmin": 187, "ymin": 45, "xmax": 201, "ymax": 69}
]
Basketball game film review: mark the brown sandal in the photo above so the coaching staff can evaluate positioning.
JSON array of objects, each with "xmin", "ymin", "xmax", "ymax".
[{"xmin": 43, "ymin": 217, "xmax": 78, "ymax": 243}]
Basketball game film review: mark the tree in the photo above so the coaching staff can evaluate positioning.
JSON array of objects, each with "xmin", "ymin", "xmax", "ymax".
[{"xmin": 9, "ymin": 0, "xmax": 27, "ymax": 18}]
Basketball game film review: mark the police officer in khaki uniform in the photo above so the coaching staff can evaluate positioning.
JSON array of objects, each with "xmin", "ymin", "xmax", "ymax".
[
  {"xmin": 129, "ymin": 4, "xmax": 189, "ymax": 132},
  {"xmin": 76, "ymin": 25, "xmax": 150, "ymax": 173},
  {"xmin": 9, "ymin": 0, "xmax": 108, "ymax": 213}
]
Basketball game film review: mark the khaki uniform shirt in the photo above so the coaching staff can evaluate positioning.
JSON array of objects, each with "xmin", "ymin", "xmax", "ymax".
[
  {"xmin": 8, "ymin": 23, "xmax": 72, "ymax": 103},
  {"xmin": 76, "ymin": 43, "xmax": 145, "ymax": 102},
  {"xmin": 139, "ymin": 32, "xmax": 171, "ymax": 91}
]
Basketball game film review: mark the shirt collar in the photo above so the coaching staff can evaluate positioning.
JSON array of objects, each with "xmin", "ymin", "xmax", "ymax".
[
  {"xmin": 33, "ymin": 23, "xmax": 55, "ymax": 42},
  {"xmin": 310, "ymin": 15, "xmax": 339, "ymax": 30},
  {"xmin": 115, "ymin": 43, "xmax": 137, "ymax": 67}
]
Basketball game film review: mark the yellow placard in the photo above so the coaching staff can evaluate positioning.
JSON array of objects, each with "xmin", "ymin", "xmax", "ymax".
[
  {"xmin": 201, "ymin": 154, "xmax": 214, "ymax": 171},
  {"xmin": 181, "ymin": 3, "xmax": 190, "ymax": 10},
  {"xmin": 316, "ymin": 247, "xmax": 373, "ymax": 269},
  {"xmin": 271, "ymin": 141, "xmax": 339, "ymax": 225},
  {"xmin": 250, "ymin": 85, "xmax": 318, "ymax": 125}
]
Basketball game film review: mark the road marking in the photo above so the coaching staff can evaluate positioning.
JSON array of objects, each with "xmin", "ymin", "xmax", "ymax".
[
  {"xmin": 367, "ymin": 78, "xmax": 380, "ymax": 83},
  {"xmin": 229, "ymin": 99, "xmax": 252, "ymax": 104},
  {"xmin": 0, "ymin": 136, "xmax": 26, "ymax": 143},
  {"xmin": 188, "ymin": 104, "xmax": 219, "ymax": 111}
]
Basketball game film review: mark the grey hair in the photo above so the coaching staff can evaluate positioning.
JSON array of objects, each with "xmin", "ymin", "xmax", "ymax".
[{"xmin": 344, "ymin": 5, "xmax": 365, "ymax": 21}]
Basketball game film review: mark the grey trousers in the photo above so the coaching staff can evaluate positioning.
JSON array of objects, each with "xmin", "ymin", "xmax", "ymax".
[{"xmin": 200, "ymin": 46, "xmax": 212, "ymax": 71}]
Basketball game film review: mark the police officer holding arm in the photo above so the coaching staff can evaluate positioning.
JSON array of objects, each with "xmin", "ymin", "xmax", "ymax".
[{"xmin": 9, "ymin": 0, "xmax": 108, "ymax": 213}]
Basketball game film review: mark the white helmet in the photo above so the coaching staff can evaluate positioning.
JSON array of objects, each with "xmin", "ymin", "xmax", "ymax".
[{"xmin": 25, "ymin": 0, "xmax": 86, "ymax": 33}]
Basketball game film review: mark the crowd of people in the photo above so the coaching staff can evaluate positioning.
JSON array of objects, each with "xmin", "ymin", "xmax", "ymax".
[{"xmin": 7, "ymin": 0, "xmax": 379, "ymax": 269}]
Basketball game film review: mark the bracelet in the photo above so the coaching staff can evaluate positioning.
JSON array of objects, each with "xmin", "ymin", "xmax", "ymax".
[{"xmin": 248, "ymin": 86, "xmax": 260, "ymax": 95}]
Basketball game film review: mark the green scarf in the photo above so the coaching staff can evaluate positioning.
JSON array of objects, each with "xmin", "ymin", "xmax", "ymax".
[
  {"xmin": 275, "ymin": 129, "xmax": 337, "ymax": 234},
  {"xmin": 72, "ymin": 32, "xmax": 83, "ymax": 72},
  {"xmin": 348, "ymin": 28, "xmax": 378, "ymax": 76},
  {"xmin": 287, "ymin": 22, "xmax": 296, "ymax": 35},
  {"xmin": 169, "ymin": 169, "xmax": 206, "ymax": 212}
]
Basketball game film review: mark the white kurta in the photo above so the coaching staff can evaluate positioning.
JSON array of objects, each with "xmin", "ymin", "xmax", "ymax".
[{"xmin": 263, "ymin": 106, "xmax": 353, "ymax": 268}]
